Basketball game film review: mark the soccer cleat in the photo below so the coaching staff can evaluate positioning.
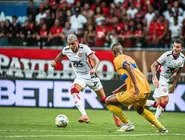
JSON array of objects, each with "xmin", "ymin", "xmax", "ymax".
[
  {"xmin": 78, "ymin": 115, "xmax": 90, "ymax": 123},
  {"xmin": 117, "ymin": 122, "xmax": 135, "ymax": 132},
  {"xmin": 113, "ymin": 114, "xmax": 122, "ymax": 127},
  {"xmin": 156, "ymin": 128, "xmax": 168, "ymax": 133}
]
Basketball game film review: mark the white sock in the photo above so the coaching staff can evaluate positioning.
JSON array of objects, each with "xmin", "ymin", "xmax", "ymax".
[
  {"xmin": 72, "ymin": 93, "xmax": 87, "ymax": 116},
  {"xmin": 155, "ymin": 105, "xmax": 164, "ymax": 119},
  {"xmin": 146, "ymin": 100, "xmax": 155, "ymax": 107}
]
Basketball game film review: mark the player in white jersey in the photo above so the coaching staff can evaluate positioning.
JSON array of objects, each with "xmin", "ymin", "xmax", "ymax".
[
  {"xmin": 146, "ymin": 39, "xmax": 185, "ymax": 119},
  {"xmin": 51, "ymin": 34, "xmax": 121, "ymax": 126}
]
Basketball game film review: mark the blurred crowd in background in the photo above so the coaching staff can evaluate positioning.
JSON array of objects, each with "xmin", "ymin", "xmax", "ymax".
[{"xmin": 1, "ymin": 0, "xmax": 185, "ymax": 48}]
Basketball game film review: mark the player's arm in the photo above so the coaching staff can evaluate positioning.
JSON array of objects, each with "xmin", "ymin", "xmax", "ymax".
[
  {"xmin": 51, "ymin": 52, "xmax": 65, "ymax": 67},
  {"xmin": 169, "ymin": 67, "xmax": 183, "ymax": 93},
  {"xmin": 112, "ymin": 83, "xmax": 126, "ymax": 94},
  {"xmin": 123, "ymin": 61, "xmax": 139, "ymax": 95},
  {"xmin": 151, "ymin": 61, "xmax": 160, "ymax": 88},
  {"xmin": 89, "ymin": 53, "xmax": 100, "ymax": 75}
]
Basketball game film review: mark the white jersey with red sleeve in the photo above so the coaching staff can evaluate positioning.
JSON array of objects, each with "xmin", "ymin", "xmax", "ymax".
[
  {"xmin": 62, "ymin": 43, "xmax": 93, "ymax": 77},
  {"xmin": 156, "ymin": 51, "xmax": 185, "ymax": 81}
]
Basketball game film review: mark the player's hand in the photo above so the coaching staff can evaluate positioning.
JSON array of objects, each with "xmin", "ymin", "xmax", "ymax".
[
  {"xmin": 169, "ymin": 85, "xmax": 176, "ymax": 94},
  {"xmin": 153, "ymin": 78, "xmax": 159, "ymax": 88},
  {"xmin": 51, "ymin": 60, "xmax": 56, "ymax": 67},
  {"xmin": 90, "ymin": 68, "xmax": 96, "ymax": 75}
]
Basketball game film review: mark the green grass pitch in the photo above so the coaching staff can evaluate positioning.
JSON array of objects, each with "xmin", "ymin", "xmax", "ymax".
[{"xmin": 0, "ymin": 107, "xmax": 185, "ymax": 140}]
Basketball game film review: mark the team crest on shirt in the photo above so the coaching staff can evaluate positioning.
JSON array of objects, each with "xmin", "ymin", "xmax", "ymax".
[
  {"xmin": 78, "ymin": 53, "xmax": 82, "ymax": 57},
  {"xmin": 178, "ymin": 62, "xmax": 181, "ymax": 65},
  {"xmin": 163, "ymin": 88, "xmax": 167, "ymax": 92}
]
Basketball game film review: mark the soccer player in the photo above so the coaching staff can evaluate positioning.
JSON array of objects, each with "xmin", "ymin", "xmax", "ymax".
[
  {"xmin": 105, "ymin": 42, "xmax": 168, "ymax": 132},
  {"xmin": 146, "ymin": 39, "xmax": 184, "ymax": 119},
  {"xmin": 51, "ymin": 34, "xmax": 121, "ymax": 125}
]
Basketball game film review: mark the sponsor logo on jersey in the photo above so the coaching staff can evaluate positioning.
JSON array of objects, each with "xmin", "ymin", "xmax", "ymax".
[{"xmin": 163, "ymin": 88, "xmax": 167, "ymax": 92}]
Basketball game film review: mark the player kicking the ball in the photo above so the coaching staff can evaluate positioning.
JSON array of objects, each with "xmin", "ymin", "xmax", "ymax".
[
  {"xmin": 105, "ymin": 43, "xmax": 168, "ymax": 132},
  {"xmin": 51, "ymin": 34, "xmax": 121, "ymax": 126}
]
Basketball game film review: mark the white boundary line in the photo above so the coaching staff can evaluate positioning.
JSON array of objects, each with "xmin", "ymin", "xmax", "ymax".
[
  {"xmin": 0, "ymin": 130, "xmax": 99, "ymax": 133},
  {"xmin": 1, "ymin": 134, "xmax": 185, "ymax": 138},
  {"xmin": 0, "ymin": 130, "xmax": 185, "ymax": 137}
]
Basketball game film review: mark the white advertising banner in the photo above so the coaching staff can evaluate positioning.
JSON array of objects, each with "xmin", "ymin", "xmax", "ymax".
[{"xmin": 0, "ymin": 80, "xmax": 185, "ymax": 112}]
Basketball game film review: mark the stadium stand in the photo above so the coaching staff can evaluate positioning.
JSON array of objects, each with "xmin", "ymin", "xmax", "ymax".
[{"xmin": 0, "ymin": 0, "xmax": 185, "ymax": 49}]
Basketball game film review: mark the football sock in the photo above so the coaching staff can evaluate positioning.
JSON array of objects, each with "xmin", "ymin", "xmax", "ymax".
[
  {"xmin": 155, "ymin": 103, "xmax": 166, "ymax": 119},
  {"xmin": 146, "ymin": 100, "xmax": 157, "ymax": 108},
  {"xmin": 72, "ymin": 93, "xmax": 87, "ymax": 116},
  {"xmin": 107, "ymin": 105, "xmax": 129, "ymax": 124},
  {"xmin": 141, "ymin": 108, "xmax": 163, "ymax": 129}
]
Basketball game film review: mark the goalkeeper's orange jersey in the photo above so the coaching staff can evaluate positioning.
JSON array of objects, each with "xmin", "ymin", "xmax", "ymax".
[{"xmin": 113, "ymin": 54, "xmax": 150, "ymax": 93}]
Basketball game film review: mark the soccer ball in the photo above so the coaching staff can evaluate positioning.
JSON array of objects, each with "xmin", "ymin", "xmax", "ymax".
[{"xmin": 55, "ymin": 114, "xmax": 69, "ymax": 128}]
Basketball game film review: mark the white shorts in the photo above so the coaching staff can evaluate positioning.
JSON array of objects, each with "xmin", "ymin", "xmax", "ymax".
[
  {"xmin": 153, "ymin": 76, "xmax": 169, "ymax": 99},
  {"xmin": 73, "ymin": 75, "xmax": 103, "ymax": 91}
]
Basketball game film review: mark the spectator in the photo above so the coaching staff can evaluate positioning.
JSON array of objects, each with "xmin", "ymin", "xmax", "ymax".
[
  {"xmin": 163, "ymin": 3, "xmax": 173, "ymax": 21},
  {"xmin": 106, "ymin": 28, "xmax": 118, "ymax": 48},
  {"xmin": 35, "ymin": 4, "xmax": 46, "ymax": 24},
  {"xmin": 127, "ymin": 2, "xmax": 138, "ymax": 19},
  {"xmin": 90, "ymin": 0, "xmax": 102, "ymax": 11},
  {"xmin": 134, "ymin": 4, "xmax": 146, "ymax": 23},
  {"xmin": 0, "ymin": 21, "xmax": 8, "ymax": 46},
  {"xmin": 134, "ymin": 22, "xmax": 146, "ymax": 48},
  {"xmin": 95, "ymin": 19, "xmax": 108, "ymax": 47},
  {"xmin": 43, "ymin": 0, "xmax": 50, "ymax": 11},
  {"xmin": 62, "ymin": 21, "xmax": 75, "ymax": 45},
  {"xmin": 76, "ymin": 28, "xmax": 85, "ymax": 43},
  {"xmin": 172, "ymin": 1, "xmax": 184, "ymax": 17},
  {"xmin": 169, "ymin": 17, "xmax": 181, "ymax": 44},
  {"xmin": 94, "ymin": 6, "xmax": 105, "ymax": 26},
  {"xmin": 48, "ymin": 19, "xmax": 64, "ymax": 46},
  {"xmin": 9, "ymin": 15, "xmax": 21, "ymax": 46},
  {"xmin": 144, "ymin": 4, "xmax": 155, "ymax": 26},
  {"xmin": 155, "ymin": 15, "xmax": 169, "ymax": 48},
  {"xmin": 50, "ymin": 0, "xmax": 58, "ymax": 20},
  {"xmin": 66, "ymin": 9, "xmax": 72, "ymax": 21},
  {"xmin": 146, "ymin": 14, "xmax": 158, "ymax": 47},
  {"xmin": 119, "ymin": 23, "xmax": 135, "ymax": 48},
  {"xmin": 36, "ymin": 23, "xmax": 49, "ymax": 48},
  {"xmin": 101, "ymin": 2, "xmax": 110, "ymax": 16},
  {"xmin": 81, "ymin": 3, "xmax": 94, "ymax": 18},
  {"xmin": 20, "ymin": 20, "xmax": 36, "ymax": 46},
  {"xmin": 69, "ymin": 7, "xmax": 87, "ymax": 34},
  {"xmin": 57, "ymin": 10, "xmax": 67, "ymax": 27},
  {"xmin": 26, "ymin": 0, "xmax": 39, "ymax": 21},
  {"xmin": 45, "ymin": 9, "xmax": 53, "ymax": 29},
  {"xmin": 84, "ymin": 24, "xmax": 96, "ymax": 46}
]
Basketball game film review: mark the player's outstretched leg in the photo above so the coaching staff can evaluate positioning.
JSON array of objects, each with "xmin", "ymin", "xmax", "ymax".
[
  {"xmin": 71, "ymin": 86, "xmax": 90, "ymax": 123},
  {"xmin": 105, "ymin": 95, "xmax": 134, "ymax": 131},
  {"xmin": 134, "ymin": 105, "xmax": 168, "ymax": 133}
]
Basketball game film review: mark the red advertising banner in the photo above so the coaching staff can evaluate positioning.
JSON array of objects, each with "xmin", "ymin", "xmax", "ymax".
[
  {"xmin": 0, "ymin": 48, "xmax": 115, "ymax": 80},
  {"xmin": 1, "ymin": 48, "xmax": 184, "ymax": 80},
  {"xmin": 0, "ymin": 48, "xmax": 114, "ymax": 69}
]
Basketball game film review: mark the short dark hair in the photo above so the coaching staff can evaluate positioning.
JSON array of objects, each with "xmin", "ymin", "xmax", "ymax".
[
  {"xmin": 111, "ymin": 42, "xmax": 122, "ymax": 49},
  {"xmin": 174, "ymin": 39, "xmax": 184, "ymax": 47},
  {"xmin": 12, "ymin": 15, "xmax": 17, "ymax": 19}
]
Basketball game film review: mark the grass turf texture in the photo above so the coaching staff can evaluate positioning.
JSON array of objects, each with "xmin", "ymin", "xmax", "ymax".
[{"xmin": 0, "ymin": 107, "xmax": 185, "ymax": 140}]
